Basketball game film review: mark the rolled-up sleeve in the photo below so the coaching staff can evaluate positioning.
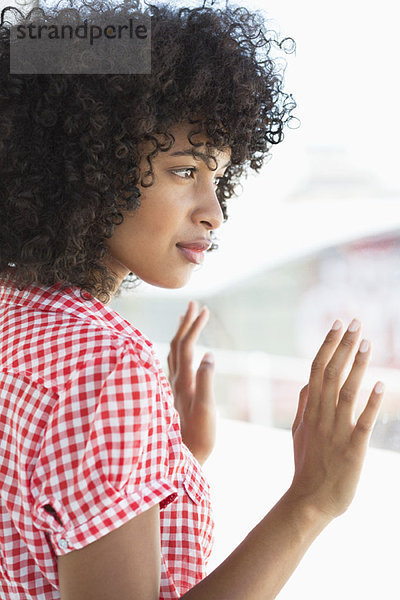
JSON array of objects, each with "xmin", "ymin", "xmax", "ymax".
[{"xmin": 29, "ymin": 339, "xmax": 178, "ymax": 555}]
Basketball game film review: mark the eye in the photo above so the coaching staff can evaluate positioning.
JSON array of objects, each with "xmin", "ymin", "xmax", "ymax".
[
  {"xmin": 171, "ymin": 167, "xmax": 223, "ymax": 186},
  {"xmin": 171, "ymin": 167, "xmax": 197, "ymax": 180}
]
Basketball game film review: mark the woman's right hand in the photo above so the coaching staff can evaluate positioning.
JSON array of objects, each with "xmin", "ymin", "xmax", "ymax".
[{"xmin": 288, "ymin": 318, "xmax": 384, "ymax": 521}]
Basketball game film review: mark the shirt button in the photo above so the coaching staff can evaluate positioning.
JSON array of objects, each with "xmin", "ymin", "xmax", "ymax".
[{"xmin": 58, "ymin": 538, "xmax": 68, "ymax": 550}]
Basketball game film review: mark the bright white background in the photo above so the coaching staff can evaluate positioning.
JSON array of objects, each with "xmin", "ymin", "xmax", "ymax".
[
  {"xmin": 204, "ymin": 417, "xmax": 400, "ymax": 599},
  {"xmin": 145, "ymin": 1, "xmax": 400, "ymax": 596},
  {"xmin": 132, "ymin": 0, "xmax": 400, "ymax": 298}
]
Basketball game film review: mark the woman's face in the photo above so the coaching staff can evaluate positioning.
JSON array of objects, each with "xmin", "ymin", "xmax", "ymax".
[{"xmin": 104, "ymin": 121, "xmax": 231, "ymax": 293}]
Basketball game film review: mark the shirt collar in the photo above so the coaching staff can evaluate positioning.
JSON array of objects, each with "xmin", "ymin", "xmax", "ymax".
[{"xmin": 0, "ymin": 275, "xmax": 151, "ymax": 347}]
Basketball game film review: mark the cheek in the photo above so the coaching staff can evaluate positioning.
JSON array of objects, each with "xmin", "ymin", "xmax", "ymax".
[
  {"xmin": 106, "ymin": 217, "xmax": 138, "ymax": 256},
  {"xmin": 141, "ymin": 202, "xmax": 183, "ymax": 237},
  {"xmin": 120, "ymin": 182, "xmax": 185, "ymax": 242}
]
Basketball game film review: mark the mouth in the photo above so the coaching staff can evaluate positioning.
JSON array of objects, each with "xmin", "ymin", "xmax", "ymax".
[{"xmin": 176, "ymin": 245, "xmax": 205, "ymax": 265}]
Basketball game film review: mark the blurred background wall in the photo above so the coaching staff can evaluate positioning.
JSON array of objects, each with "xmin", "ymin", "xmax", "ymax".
[{"xmin": 102, "ymin": 0, "xmax": 400, "ymax": 452}]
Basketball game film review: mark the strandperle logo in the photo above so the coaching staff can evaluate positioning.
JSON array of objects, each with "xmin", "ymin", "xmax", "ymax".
[
  {"xmin": 6, "ymin": 9, "xmax": 151, "ymax": 75},
  {"xmin": 14, "ymin": 17, "xmax": 148, "ymax": 46}
]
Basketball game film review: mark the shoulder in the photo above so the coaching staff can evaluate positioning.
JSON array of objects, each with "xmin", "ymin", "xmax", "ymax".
[{"xmin": 0, "ymin": 280, "xmax": 166, "ymax": 395}]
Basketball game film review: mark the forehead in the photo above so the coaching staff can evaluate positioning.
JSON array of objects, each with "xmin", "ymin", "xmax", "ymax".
[
  {"xmin": 140, "ymin": 121, "xmax": 231, "ymax": 165},
  {"xmin": 168, "ymin": 121, "xmax": 231, "ymax": 158}
]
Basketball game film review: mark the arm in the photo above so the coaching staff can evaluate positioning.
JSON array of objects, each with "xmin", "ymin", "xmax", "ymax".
[
  {"xmin": 181, "ymin": 490, "xmax": 330, "ymax": 600},
  {"xmin": 58, "ymin": 492, "xmax": 325, "ymax": 600},
  {"xmin": 183, "ymin": 320, "xmax": 383, "ymax": 599},
  {"xmin": 59, "ymin": 319, "xmax": 383, "ymax": 600},
  {"xmin": 58, "ymin": 504, "xmax": 161, "ymax": 600}
]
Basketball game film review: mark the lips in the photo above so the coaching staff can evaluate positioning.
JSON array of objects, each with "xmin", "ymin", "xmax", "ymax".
[
  {"xmin": 176, "ymin": 239, "xmax": 212, "ymax": 265},
  {"xmin": 176, "ymin": 240, "xmax": 212, "ymax": 251}
]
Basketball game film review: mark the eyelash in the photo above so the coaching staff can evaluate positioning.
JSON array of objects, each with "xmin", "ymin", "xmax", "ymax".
[{"xmin": 171, "ymin": 167, "xmax": 223, "ymax": 186}]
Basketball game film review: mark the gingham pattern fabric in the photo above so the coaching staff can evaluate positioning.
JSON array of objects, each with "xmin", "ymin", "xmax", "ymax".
[{"xmin": 0, "ymin": 277, "xmax": 215, "ymax": 599}]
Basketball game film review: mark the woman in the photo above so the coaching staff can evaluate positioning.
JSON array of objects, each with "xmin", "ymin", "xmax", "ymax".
[{"xmin": 0, "ymin": 1, "xmax": 384, "ymax": 598}]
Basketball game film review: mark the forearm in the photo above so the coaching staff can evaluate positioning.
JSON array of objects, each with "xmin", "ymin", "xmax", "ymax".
[
  {"xmin": 181, "ymin": 488, "xmax": 331, "ymax": 600},
  {"xmin": 179, "ymin": 319, "xmax": 382, "ymax": 600}
]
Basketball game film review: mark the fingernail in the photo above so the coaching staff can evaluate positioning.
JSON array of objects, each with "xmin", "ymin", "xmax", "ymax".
[
  {"xmin": 348, "ymin": 318, "xmax": 361, "ymax": 333},
  {"xmin": 374, "ymin": 381, "xmax": 385, "ymax": 394},
  {"xmin": 202, "ymin": 352, "xmax": 214, "ymax": 365},
  {"xmin": 331, "ymin": 319, "xmax": 342, "ymax": 331},
  {"xmin": 359, "ymin": 339, "xmax": 369, "ymax": 353}
]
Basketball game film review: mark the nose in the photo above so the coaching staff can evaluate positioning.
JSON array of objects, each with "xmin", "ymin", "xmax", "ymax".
[{"xmin": 192, "ymin": 182, "xmax": 224, "ymax": 231}]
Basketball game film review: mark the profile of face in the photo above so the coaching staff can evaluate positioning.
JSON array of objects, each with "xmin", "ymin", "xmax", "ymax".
[{"xmin": 104, "ymin": 121, "xmax": 232, "ymax": 291}]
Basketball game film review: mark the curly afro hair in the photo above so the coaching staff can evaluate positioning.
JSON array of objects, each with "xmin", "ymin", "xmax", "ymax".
[{"xmin": 0, "ymin": 0, "xmax": 297, "ymax": 305}]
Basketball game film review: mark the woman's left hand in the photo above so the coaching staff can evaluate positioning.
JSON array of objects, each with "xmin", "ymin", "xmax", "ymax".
[{"xmin": 167, "ymin": 300, "xmax": 216, "ymax": 466}]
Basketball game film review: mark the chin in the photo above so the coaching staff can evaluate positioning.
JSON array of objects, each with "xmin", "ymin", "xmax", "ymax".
[
  {"xmin": 155, "ymin": 280, "xmax": 189, "ymax": 290},
  {"xmin": 144, "ymin": 273, "xmax": 191, "ymax": 289}
]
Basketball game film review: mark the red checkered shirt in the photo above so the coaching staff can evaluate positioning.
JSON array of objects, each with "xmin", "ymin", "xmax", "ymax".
[{"xmin": 0, "ymin": 278, "xmax": 215, "ymax": 599}]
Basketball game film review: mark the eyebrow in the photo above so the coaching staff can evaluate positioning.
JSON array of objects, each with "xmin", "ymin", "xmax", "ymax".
[{"xmin": 168, "ymin": 149, "xmax": 231, "ymax": 169}]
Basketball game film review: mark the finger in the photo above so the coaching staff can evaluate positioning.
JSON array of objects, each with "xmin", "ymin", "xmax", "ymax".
[
  {"xmin": 292, "ymin": 384, "xmax": 308, "ymax": 436},
  {"xmin": 335, "ymin": 338, "xmax": 371, "ymax": 433},
  {"xmin": 179, "ymin": 300, "xmax": 199, "ymax": 336},
  {"xmin": 167, "ymin": 351, "xmax": 172, "ymax": 381},
  {"xmin": 351, "ymin": 381, "xmax": 384, "ymax": 452},
  {"xmin": 176, "ymin": 306, "xmax": 210, "ymax": 388},
  {"xmin": 318, "ymin": 318, "xmax": 362, "ymax": 426},
  {"xmin": 169, "ymin": 301, "xmax": 198, "ymax": 373},
  {"xmin": 194, "ymin": 352, "xmax": 216, "ymax": 408},
  {"xmin": 175, "ymin": 301, "xmax": 199, "ymax": 345},
  {"xmin": 304, "ymin": 319, "xmax": 343, "ymax": 421}
]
